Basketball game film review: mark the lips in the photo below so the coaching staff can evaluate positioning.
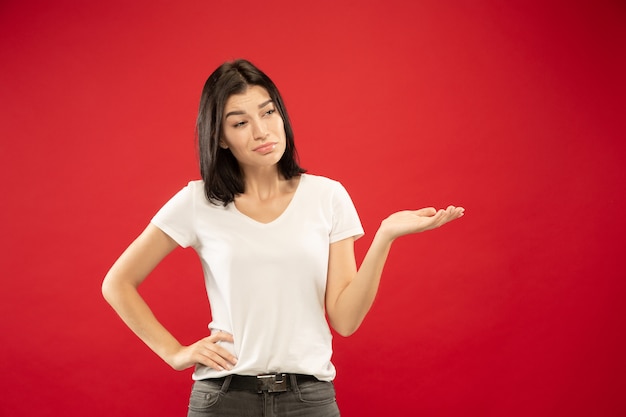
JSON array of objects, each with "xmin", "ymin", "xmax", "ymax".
[{"xmin": 253, "ymin": 142, "xmax": 277, "ymax": 154}]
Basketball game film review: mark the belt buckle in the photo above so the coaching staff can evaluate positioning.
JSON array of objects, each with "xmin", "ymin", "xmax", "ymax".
[{"xmin": 257, "ymin": 373, "xmax": 288, "ymax": 393}]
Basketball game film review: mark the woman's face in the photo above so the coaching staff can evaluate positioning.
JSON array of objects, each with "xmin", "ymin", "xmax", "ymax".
[{"xmin": 220, "ymin": 85, "xmax": 286, "ymax": 172}]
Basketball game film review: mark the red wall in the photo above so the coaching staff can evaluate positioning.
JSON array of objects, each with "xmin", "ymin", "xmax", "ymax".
[{"xmin": 1, "ymin": 1, "xmax": 625, "ymax": 416}]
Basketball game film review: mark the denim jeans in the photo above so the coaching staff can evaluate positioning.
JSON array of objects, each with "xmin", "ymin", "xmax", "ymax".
[{"xmin": 187, "ymin": 375, "xmax": 340, "ymax": 417}]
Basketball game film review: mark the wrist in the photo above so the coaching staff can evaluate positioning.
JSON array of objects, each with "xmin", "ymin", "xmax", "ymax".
[
  {"xmin": 156, "ymin": 340, "xmax": 185, "ymax": 369},
  {"xmin": 376, "ymin": 218, "xmax": 402, "ymax": 243},
  {"xmin": 374, "ymin": 226, "xmax": 396, "ymax": 246}
]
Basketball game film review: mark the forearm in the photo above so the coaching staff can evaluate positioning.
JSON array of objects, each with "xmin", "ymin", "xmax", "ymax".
[
  {"xmin": 330, "ymin": 230, "xmax": 393, "ymax": 336},
  {"xmin": 102, "ymin": 278, "xmax": 182, "ymax": 366},
  {"xmin": 101, "ymin": 224, "xmax": 237, "ymax": 372},
  {"xmin": 328, "ymin": 206, "xmax": 465, "ymax": 336}
]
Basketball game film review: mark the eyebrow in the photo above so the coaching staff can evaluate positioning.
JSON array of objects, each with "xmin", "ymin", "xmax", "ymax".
[{"xmin": 224, "ymin": 99, "xmax": 274, "ymax": 119}]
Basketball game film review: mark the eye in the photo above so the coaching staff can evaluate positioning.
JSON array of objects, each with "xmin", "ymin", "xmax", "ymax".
[
  {"xmin": 233, "ymin": 121, "xmax": 247, "ymax": 128},
  {"xmin": 264, "ymin": 108, "xmax": 276, "ymax": 117}
]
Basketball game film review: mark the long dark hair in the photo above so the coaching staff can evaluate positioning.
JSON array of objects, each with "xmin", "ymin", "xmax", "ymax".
[{"xmin": 196, "ymin": 59, "xmax": 306, "ymax": 205}]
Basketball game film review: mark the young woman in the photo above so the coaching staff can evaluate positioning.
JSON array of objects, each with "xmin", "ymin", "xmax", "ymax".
[{"xmin": 102, "ymin": 59, "xmax": 464, "ymax": 416}]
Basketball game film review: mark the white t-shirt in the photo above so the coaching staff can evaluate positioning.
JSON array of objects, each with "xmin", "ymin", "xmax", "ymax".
[{"xmin": 151, "ymin": 174, "xmax": 364, "ymax": 381}]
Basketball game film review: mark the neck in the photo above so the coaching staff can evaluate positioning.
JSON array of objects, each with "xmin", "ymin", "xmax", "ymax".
[{"xmin": 241, "ymin": 166, "xmax": 286, "ymax": 201}]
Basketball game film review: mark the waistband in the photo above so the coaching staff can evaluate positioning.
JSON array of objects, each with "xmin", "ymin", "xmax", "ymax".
[{"xmin": 211, "ymin": 373, "xmax": 319, "ymax": 393}]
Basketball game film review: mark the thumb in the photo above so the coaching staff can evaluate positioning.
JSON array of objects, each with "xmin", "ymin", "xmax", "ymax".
[
  {"xmin": 210, "ymin": 330, "xmax": 234, "ymax": 342},
  {"xmin": 415, "ymin": 207, "xmax": 437, "ymax": 217}
]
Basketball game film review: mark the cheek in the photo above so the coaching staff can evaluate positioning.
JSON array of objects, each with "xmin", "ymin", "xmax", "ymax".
[
  {"xmin": 222, "ymin": 130, "xmax": 243, "ymax": 148},
  {"xmin": 272, "ymin": 118, "xmax": 286, "ymax": 137}
]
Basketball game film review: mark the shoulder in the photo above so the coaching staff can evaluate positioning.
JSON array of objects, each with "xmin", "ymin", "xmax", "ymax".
[
  {"xmin": 300, "ymin": 174, "xmax": 353, "ymax": 201},
  {"xmin": 298, "ymin": 175, "xmax": 355, "ymax": 209},
  {"xmin": 185, "ymin": 179, "xmax": 205, "ymax": 191},
  {"xmin": 175, "ymin": 180, "xmax": 211, "ymax": 199},
  {"xmin": 300, "ymin": 174, "xmax": 343, "ymax": 191},
  {"xmin": 162, "ymin": 180, "xmax": 211, "ymax": 208}
]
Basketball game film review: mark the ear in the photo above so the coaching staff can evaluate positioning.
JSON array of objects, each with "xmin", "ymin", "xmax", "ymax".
[{"xmin": 219, "ymin": 139, "xmax": 229, "ymax": 149}]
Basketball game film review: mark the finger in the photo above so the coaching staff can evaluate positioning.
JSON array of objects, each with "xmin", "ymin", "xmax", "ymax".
[
  {"xmin": 438, "ymin": 206, "xmax": 464, "ymax": 225},
  {"xmin": 415, "ymin": 207, "xmax": 437, "ymax": 217},
  {"xmin": 440, "ymin": 207, "xmax": 458, "ymax": 225},
  {"xmin": 198, "ymin": 343, "xmax": 238, "ymax": 370},
  {"xmin": 197, "ymin": 349, "xmax": 233, "ymax": 371},
  {"xmin": 208, "ymin": 332, "xmax": 234, "ymax": 343},
  {"xmin": 449, "ymin": 206, "xmax": 464, "ymax": 218},
  {"xmin": 424, "ymin": 210, "xmax": 442, "ymax": 229},
  {"xmin": 435, "ymin": 210, "xmax": 448, "ymax": 227},
  {"xmin": 200, "ymin": 334, "xmax": 238, "ymax": 363}
]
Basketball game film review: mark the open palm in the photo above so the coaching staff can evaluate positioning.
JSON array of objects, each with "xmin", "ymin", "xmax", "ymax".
[{"xmin": 380, "ymin": 206, "xmax": 465, "ymax": 240}]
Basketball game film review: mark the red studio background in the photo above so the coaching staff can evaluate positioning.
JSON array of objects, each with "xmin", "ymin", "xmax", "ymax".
[{"xmin": 1, "ymin": 0, "xmax": 625, "ymax": 416}]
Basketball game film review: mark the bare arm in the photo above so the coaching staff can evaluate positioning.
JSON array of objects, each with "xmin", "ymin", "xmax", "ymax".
[
  {"xmin": 101, "ymin": 224, "xmax": 237, "ymax": 371},
  {"xmin": 325, "ymin": 206, "xmax": 465, "ymax": 336}
]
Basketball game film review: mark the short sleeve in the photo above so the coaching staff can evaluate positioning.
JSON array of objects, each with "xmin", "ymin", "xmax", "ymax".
[
  {"xmin": 150, "ymin": 181, "xmax": 199, "ymax": 248},
  {"xmin": 329, "ymin": 182, "xmax": 364, "ymax": 243}
]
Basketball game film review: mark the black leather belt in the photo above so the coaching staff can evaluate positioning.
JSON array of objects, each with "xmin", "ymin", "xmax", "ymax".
[{"xmin": 214, "ymin": 373, "xmax": 318, "ymax": 393}]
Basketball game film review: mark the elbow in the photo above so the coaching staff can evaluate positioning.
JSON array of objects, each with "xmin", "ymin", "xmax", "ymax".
[
  {"xmin": 101, "ymin": 272, "xmax": 121, "ymax": 305},
  {"xmin": 101, "ymin": 275, "xmax": 114, "ymax": 303},
  {"xmin": 330, "ymin": 320, "xmax": 361, "ymax": 337},
  {"xmin": 335, "ymin": 328, "xmax": 357, "ymax": 338},
  {"xmin": 327, "ymin": 308, "xmax": 364, "ymax": 337}
]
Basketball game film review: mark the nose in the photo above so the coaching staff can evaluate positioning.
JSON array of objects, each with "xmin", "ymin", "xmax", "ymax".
[{"xmin": 251, "ymin": 119, "xmax": 268, "ymax": 140}]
